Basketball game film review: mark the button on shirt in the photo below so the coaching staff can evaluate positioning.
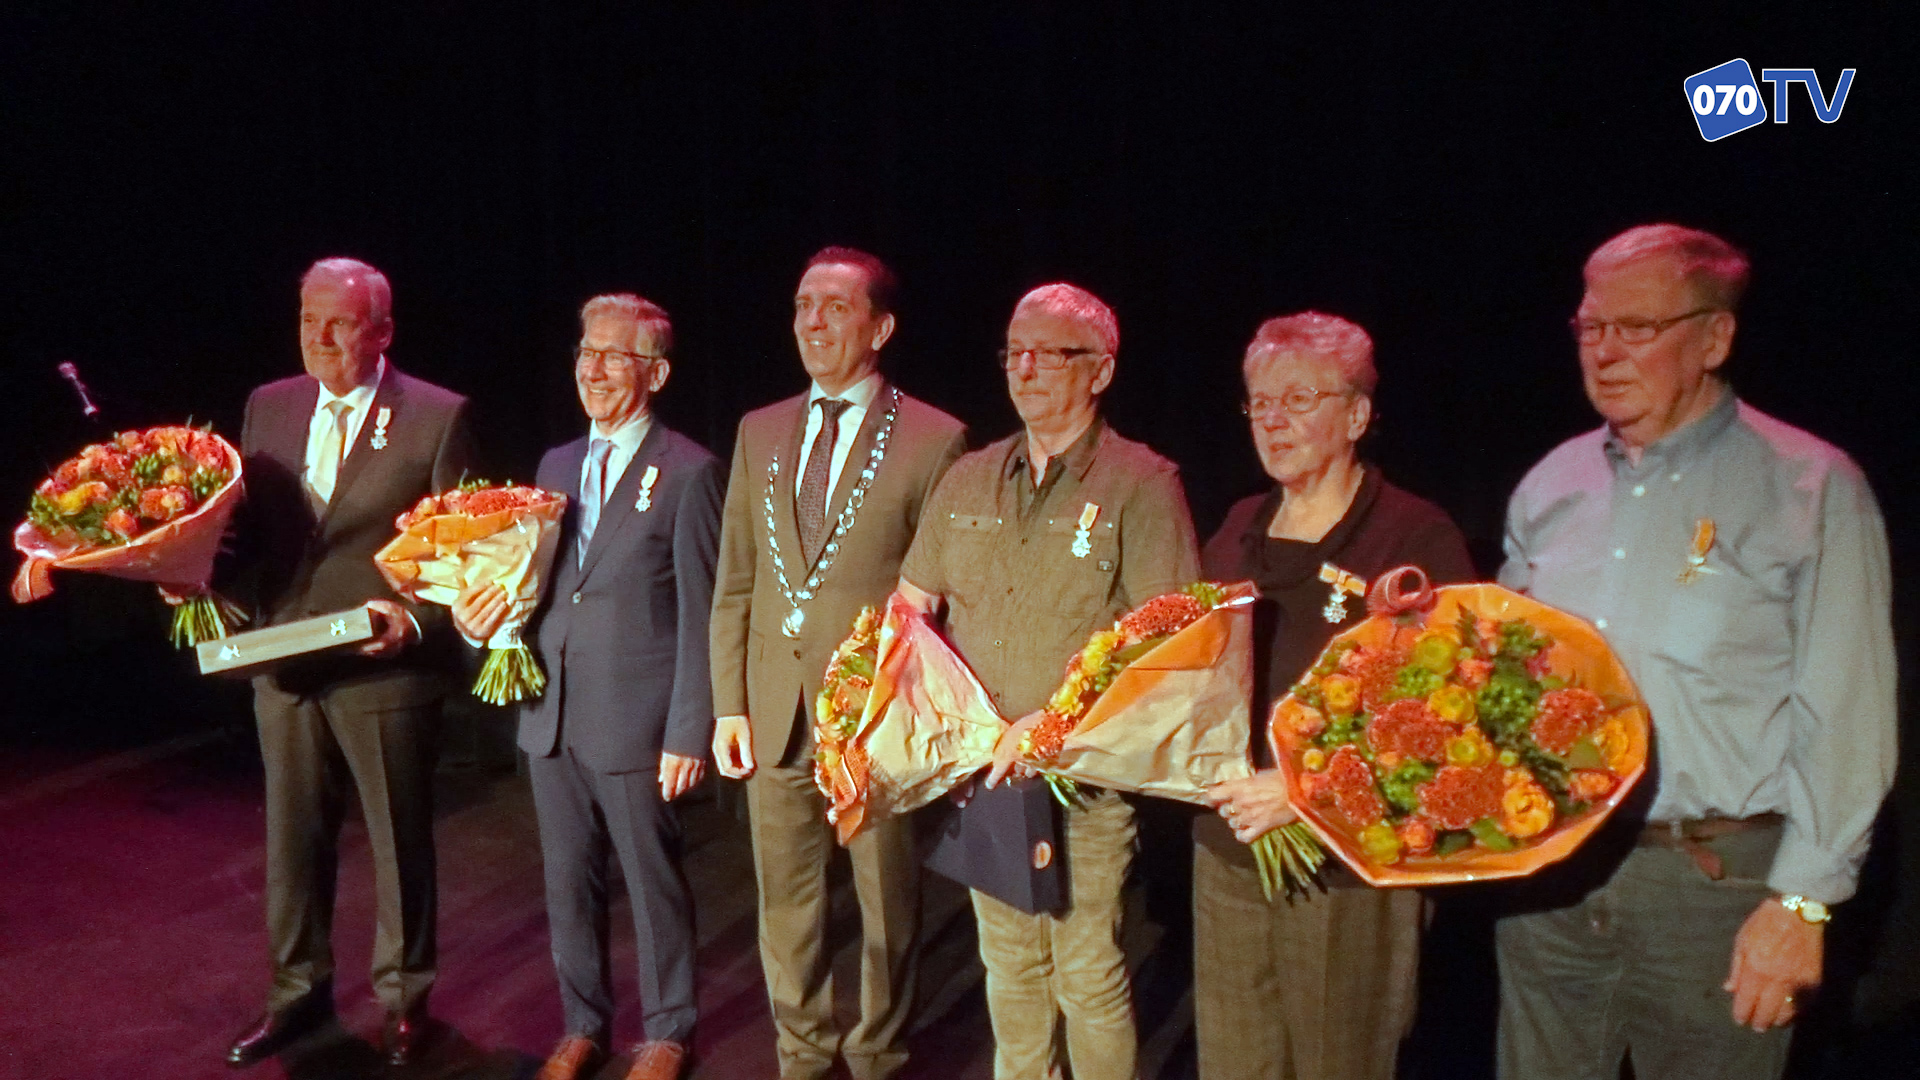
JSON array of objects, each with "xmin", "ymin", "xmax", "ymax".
[
  {"xmin": 1499, "ymin": 390, "xmax": 1895, "ymax": 903},
  {"xmin": 901, "ymin": 420, "xmax": 1201, "ymax": 718},
  {"xmin": 793, "ymin": 372, "xmax": 881, "ymax": 499},
  {"xmin": 305, "ymin": 357, "xmax": 385, "ymax": 493}
]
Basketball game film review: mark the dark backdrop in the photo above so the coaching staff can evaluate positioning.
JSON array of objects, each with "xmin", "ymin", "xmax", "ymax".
[{"xmin": 4, "ymin": 0, "xmax": 1914, "ymax": 1061}]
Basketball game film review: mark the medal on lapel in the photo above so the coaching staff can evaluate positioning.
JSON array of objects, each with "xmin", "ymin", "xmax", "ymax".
[
  {"xmin": 1071, "ymin": 502, "xmax": 1100, "ymax": 558},
  {"xmin": 1318, "ymin": 562, "xmax": 1366, "ymax": 623},
  {"xmin": 1677, "ymin": 518, "xmax": 1716, "ymax": 584},
  {"xmin": 634, "ymin": 465, "xmax": 659, "ymax": 512},
  {"xmin": 369, "ymin": 406, "xmax": 392, "ymax": 450}
]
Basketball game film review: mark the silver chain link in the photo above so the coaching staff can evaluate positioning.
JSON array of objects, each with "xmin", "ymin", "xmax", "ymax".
[{"xmin": 763, "ymin": 388, "xmax": 900, "ymax": 613}]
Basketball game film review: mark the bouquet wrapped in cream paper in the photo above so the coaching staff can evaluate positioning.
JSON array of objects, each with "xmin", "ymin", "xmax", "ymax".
[
  {"xmin": 374, "ymin": 482, "xmax": 567, "ymax": 703},
  {"xmin": 814, "ymin": 593, "xmax": 1006, "ymax": 845},
  {"xmin": 12, "ymin": 425, "xmax": 247, "ymax": 646}
]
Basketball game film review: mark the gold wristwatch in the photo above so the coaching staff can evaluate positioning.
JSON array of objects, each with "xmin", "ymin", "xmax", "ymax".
[{"xmin": 1778, "ymin": 894, "xmax": 1831, "ymax": 924}]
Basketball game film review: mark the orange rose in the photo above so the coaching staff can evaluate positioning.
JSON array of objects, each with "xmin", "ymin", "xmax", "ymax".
[{"xmin": 1500, "ymin": 776, "xmax": 1555, "ymax": 839}]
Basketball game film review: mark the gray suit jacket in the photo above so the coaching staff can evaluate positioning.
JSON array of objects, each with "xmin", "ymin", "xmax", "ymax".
[
  {"xmin": 233, "ymin": 364, "xmax": 476, "ymax": 698},
  {"xmin": 710, "ymin": 382, "xmax": 966, "ymax": 758},
  {"xmin": 523, "ymin": 422, "xmax": 724, "ymax": 772}
]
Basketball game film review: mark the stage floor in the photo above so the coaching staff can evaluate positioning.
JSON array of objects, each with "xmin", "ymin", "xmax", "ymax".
[{"xmin": 0, "ymin": 728, "xmax": 1200, "ymax": 1080}]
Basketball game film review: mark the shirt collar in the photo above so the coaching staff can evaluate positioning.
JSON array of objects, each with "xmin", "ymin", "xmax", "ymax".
[
  {"xmin": 1006, "ymin": 416, "xmax": 1106, "ymax": 483},
  {"xmin": 1602, "ymin": 383, "xmax": 1739, "ymax": 472},
  {"xmin": 315, "ymin": 356, "xmax": 385, "ymax": 413},
  {"xmin": 589, "ymin": 409, "xmax": 652, "ymax": 455},
  {"xmin": 807, "ymin": 371, "xmax": 882, "ymax": 412}
]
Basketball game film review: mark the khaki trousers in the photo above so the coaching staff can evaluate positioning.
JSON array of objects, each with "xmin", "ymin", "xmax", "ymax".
[
  {"xmin": 973, "ymin": 787, "xmax": 1137, "ymax": 1080},
  {"xmin": 1191, "ymin": 838, "xmax": 1421, "ymax": 1080},
  {"xmin": 746, "ymin": 760, "xmax": 919, "ymax": 1080}
]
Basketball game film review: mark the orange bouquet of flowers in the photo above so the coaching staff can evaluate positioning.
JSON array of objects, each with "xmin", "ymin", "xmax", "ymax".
[
  {"xmin": 1270, "ymin": 568, "xmax": 1650, "ymax": 887},
  {"xmin": 814, "ymin": 594, "xmax": 1006, "ymax": 845},
  {"xmin": 12, "ymin": 425, "xmax": 246, "ymax": 645},
  {"xmin": 374, "ymin": 481, "xmax": 567, "ymax": 704}
]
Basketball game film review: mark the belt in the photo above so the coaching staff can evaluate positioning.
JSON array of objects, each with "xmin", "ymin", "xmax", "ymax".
[{"xmin": 1638, "ymin": 813, "xmax": 1783, "ymax": 880}]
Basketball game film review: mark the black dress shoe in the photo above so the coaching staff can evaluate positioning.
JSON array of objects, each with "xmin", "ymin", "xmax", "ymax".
[
  {"xmin": 226, "ymin": 998, "xmax": 330, "ymax": 1068},
  {"xmin": 382, "ymin": 1008, "xmax": 433, "ymax": 1067}
]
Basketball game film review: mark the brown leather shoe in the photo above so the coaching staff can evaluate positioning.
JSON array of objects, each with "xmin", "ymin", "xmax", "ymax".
[
  {"xmin": 622, "ymin": 1039, "xmax": 687, "ymax": 1080},
  {"xmin": 225, "ymin": 997, "xmax": 331, "ymax": 1068},
  {"xmin": 537, "ymin": 1035, "xmax": 606, "ymax": 1080},
  {"xmin": 382, "ymin": 1008, "xmax": 433, "ymax": 1067}
]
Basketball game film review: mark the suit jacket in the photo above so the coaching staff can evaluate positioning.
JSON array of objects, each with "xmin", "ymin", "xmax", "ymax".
[
  {"xmin": 710, "ymin": 382, "xmax": 966, "ymax": 758},
  {"xmin": 522, "ymin": 422, "xmax": 724, "ymax": 772},
  {"xmin": 233, "ymin": 364, "xmax": 477, "ymax": 697}
]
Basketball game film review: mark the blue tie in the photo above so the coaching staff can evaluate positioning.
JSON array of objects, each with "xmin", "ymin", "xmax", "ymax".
[{"xmin": 577, "ymin": 438, "xmax": 613, "ymax": 566}]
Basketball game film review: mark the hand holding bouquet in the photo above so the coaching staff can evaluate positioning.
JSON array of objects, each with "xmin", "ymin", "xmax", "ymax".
[
  {"xmin": 814, "ymin": 593, "xmax": 1006, "ymax": 845},
  {"xmin": 374, "ymin": 481, "xmax": 567, "ymax": 703},
  {"xmin": 1271, "ymin": 569, "xmax": 1650, "ymax": 887},
  {"xmin": 12, "ymin": 425, "xmax": 246, "ymax": 645}
]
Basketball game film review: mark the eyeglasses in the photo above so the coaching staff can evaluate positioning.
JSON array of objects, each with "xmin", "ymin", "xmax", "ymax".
[
  {"xmin": 996, "ymin": 346, "xmax": 1102, "ymax": 371},
  {"xmin": 1241, "ymin": 387, "xmax": 1349, "ymax": 419},
  {"xmin": 1569, "ymin": 308, "xmax": 1719, "ymax": 346},
  {"xmin": 574, "ymin": 346, "xmax": 664, "ymax": 372}
]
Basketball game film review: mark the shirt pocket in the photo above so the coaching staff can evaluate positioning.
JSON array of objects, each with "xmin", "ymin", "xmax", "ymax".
[
  {"xmin": 1038, "ymin": 516, "xmax": 1120, "ymax": 616},
  {"xmin": 1660, "ymin": 542, "xmax": 1792, "ymax": 678}
]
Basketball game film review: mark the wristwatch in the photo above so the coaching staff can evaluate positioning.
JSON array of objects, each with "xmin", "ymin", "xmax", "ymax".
[{"xmin": 1778, "ymin": 894, "xmax": 1832, "ymax": 924}]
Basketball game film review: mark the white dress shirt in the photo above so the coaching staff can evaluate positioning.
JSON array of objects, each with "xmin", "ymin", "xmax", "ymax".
[
  {"xmin": 793, "ymin": 372, "xmax": 880, "ymax": 498},
  {"xmin": 582, "ymin": 410, "xmax": 654, "ymax": 503},
  {"xmin": 304, "ymin": 357, "xmax": 386, "ymax": 492}
]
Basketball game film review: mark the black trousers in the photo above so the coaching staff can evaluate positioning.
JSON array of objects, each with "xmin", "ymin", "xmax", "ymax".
[
  {"xmin": 528, "ymin": 745, "xmax": 697, "ymax": 1045},
  {"xmin": 254, "ymin": 676, "xmax": 440, "ymax": 1015}
]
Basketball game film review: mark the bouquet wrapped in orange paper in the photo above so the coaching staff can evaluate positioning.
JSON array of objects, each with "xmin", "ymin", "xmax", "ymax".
[
  {"xmin": 1018, "ymin": 582, "xmax": 1262, "ymax": 802},
  {"xmin": 1270, "ymin": 568, "xmax": 1650, "ymax": 887},
  {"xmin": 374, "ymin": 481, "xmax": 567, "ymax": 704},
  {"xmin": 814, "ymin": 593, "xmax": 1006, "ymax": 846},
  {"xmin": 12, "ymin": 425, "xmax": 246, "ymax": 646}
]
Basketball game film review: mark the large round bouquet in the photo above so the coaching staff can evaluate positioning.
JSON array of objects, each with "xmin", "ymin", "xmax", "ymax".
[
  {"xmin": 1271, "ymin": 573, "xmax": 1649, "ymax": 887},
  {"xmin": 12, "ymin": 425, "xmax": 246, "ymax": 645}
]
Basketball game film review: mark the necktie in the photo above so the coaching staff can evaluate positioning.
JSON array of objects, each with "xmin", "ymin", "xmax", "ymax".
[
  {"xmin": 797, "ymin": 398, "xmax": 852, "ymax": 564},
  {"xmin": 307, "ymin": 399, "xmax": 351, "ymax": 508},
  {"xmin": 577, "ymin": 438, "xmax": 613, "ymax": 566}
]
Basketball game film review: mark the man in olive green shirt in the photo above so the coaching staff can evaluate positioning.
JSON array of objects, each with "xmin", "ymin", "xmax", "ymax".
[{"xmin": 899, "ymin": 283, "xmax": 1200, "ymax": 1080}]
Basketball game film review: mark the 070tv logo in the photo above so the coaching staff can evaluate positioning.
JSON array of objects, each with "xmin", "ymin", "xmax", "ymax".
[{"xmin": 1684, "ymin": 59, "xmax": 1856, "ymax": 142}]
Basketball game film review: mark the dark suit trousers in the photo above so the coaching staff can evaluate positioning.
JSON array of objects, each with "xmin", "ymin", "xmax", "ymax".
[
  {"xmin": 745, "ymin": 737, "xmax": 919, "ymax": 1080},
  {"xmin": 254, "ymin": 677, "xmax": 439, "ymax": 1015},
  {"xmin": 529, "ymin": 746, "xmax": 697, "ymax": 1045}
]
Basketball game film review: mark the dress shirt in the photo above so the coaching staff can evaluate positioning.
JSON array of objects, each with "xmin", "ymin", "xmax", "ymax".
[
  {"xmin": 793, "ymin": 372, "xmax": 881, "ymax": 499},
  {"xmin": 900, "ymin": 419, "xmax": 1201, "ymax": 718},
  {"xmin": 582, "ymin": 410, "xmax": 654, "ymax": 504},
  {"xmin": 304, "ymin": 357, "xmax": 385, "ymax": 490},
  {"xmin": 1499, "ymin": 389, "xmax": 1895, "ymax": 903}
]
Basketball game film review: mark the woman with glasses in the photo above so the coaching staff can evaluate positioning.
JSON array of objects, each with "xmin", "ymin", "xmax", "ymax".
[{"xmin": 1194, "ymin": 312, "xmax": 1475, "ymax": 1080}]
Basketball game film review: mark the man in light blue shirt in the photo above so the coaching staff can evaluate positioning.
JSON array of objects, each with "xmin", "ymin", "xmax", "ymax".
[{"xmin": 1495, "ymin": 224, "xmax": 1895, "ymax": 1080}]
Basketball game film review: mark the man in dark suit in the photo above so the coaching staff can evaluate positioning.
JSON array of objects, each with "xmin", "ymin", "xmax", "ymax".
[
  {"xmin": 223, "ymin": 257, "xmax": 477, "ymax": 1068},
  {"xmin": 455, "ymin": 294, "xmax": 721, "ymax": 1080},
  {"xmin": 710, "ymin": 247, "xmax": 966, "ymax": 1080}
]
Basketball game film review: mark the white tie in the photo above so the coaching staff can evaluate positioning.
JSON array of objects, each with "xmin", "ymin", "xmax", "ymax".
[{"xmin": 308, "ymin": 400, "xmax": 351, "ymax": 505}]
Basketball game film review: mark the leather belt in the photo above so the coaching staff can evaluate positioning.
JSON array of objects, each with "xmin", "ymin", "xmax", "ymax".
[{"xmin": 1638, "ymin": 813, "xmax": 1783, "ymax": 880}]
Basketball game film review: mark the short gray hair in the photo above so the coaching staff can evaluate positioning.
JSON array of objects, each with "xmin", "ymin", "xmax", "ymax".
[
  {"xmin": 1244, "ymin": 312, "xmax": 1377, "ymax": 397},
  {"xmin": 302, "ymin": 257, "xmax": 393, "ymax": 326},
  {"xmin": 580, "ymin": 293, "xmax": 674, "ymax": 357},
  {"xmin": 1586, "ymin": 224, "xmax": 1752, "ymax": 311},
  {"xmin": 1014, "ymin": 283, "xmax": 1119, "ymax": 355}
]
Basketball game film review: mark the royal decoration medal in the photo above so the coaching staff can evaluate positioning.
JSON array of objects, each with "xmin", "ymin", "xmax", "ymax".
[
  {"xmin": 1318, "ymin": 562, "xmax": 1367, "ymax": 623},
  {"xmin": 1678, "ymin": 517, "xmax": 1716, "ymax": 584},
  {"xmin": 1071, "ymin": 502, "xmax": 1100, "ymax": 558},
  {"xmin": 634, "ymin": 465, "xmax": 659, "ymax": 512},
  {"xmin": 369, "ymin": 406, "xmax": 392, "ymax": 450}
]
